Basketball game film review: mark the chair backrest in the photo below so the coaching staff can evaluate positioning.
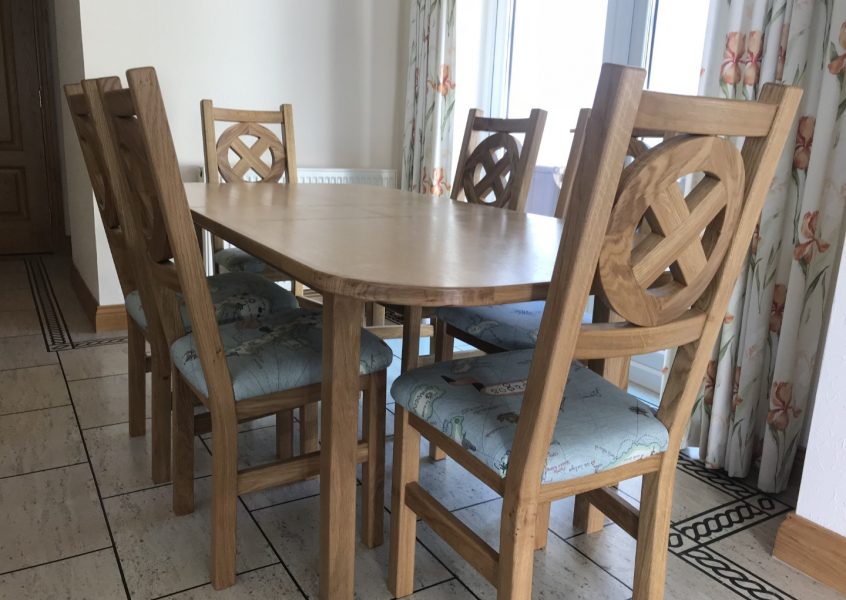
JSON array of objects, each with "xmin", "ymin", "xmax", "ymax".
[
  {"xmin": 450, "ymin": 108, "xmax": 546, "ymax": 212},
  {"xmin": 504, "ymin": 64, "xmax": 802, "ymax": 495},
  {"xmin": 101, "ymin": 69, "xmax": 236, "ymax": 417},
  {"xmin": 201, "ymin": 100, "xmax": 297, "ymax": 184},
  {"xmin": 64, "ymin": 80, "xmax": 137, "ymax": 296}
]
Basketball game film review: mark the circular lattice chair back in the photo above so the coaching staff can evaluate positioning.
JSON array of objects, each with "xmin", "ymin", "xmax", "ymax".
[
  {"xmin": 201, "ymin": 101, "xmax": 297, "ymax": 184},
  {"xmin": 596, "ymin": 134, "xmax": 745, "ymax": 327},
  {"xmin": 450, "ymin": 108, "xmax": 546, "ymax": 212}
]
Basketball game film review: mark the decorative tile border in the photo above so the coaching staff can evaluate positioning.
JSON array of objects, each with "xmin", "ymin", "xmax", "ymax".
[
  {"xmin": 678, "ymin": 546, "xmax": 800, "ymax": 600},
  {"xmin": 24, "ymin": 256, "xmax": 127, "ymax": 352}
]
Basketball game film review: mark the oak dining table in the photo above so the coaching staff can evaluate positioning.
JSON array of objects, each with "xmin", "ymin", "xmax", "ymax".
[{"xmin": 185, "ymin": 181, "xmax": 564, "ymax": 599}]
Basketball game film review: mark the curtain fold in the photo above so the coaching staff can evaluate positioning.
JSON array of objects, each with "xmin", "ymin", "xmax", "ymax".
[
  {"xmin": 690, "ymin": 0, "xmax": 846, "ymax": 492},
  {"xmin": 400, "ymin": 0, "xmax": 457, "ymax": 195}
]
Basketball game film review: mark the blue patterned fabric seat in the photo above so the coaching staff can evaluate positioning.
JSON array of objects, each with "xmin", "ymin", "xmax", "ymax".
[
  {"xmin": 391, "ymin": 350, "xmax": 668, "ymax": 484},
  {"xmin": 124, "ymin": 272, "xmax": 299, "ymax": 331},
  {"xmin": 171, "ymin": 309, "xmax": 394, "ymax": 400},
  {"xmin": 434, "ymin": 302, "xmax": 545, "ymax": 350},
  {"xmin": 213, "ymin": 247, "xmax": 266, "ymax": 274}
]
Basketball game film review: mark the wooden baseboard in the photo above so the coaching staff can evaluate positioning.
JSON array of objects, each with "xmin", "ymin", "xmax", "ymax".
[
  {"xmin": 70, "ymin": 263, "xmax": 127, "ymax": 332},
  {"xmin": 773, "ymin": 512, "xmax": 846, "ymax": 595}
]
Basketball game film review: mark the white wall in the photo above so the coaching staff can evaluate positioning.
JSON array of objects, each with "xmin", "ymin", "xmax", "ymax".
[
  {"xmin": 51, "ymin": 0, "xmax": 101, "ymax": 300},
  {"xmin": 53, "ymin": 0, "xmax": 410, "ymax": 306},
  {"xmin": 796, "ymin": 232, "xmax": 846, "ymax": 537}
]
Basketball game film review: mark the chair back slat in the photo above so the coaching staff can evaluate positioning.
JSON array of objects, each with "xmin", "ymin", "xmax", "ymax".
[
  {"xmin": 450, "ymin": 108, "xmax": 546, "ymax": 212},
  {"xmin": 64, "ymin": 79, "xmax": 136, "ymax": 295},
  {"xmin": 201, "ymin": 100, "xmax": 297, "ymax": 184}
]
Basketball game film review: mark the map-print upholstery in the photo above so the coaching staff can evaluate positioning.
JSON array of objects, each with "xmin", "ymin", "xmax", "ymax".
[
  {"xmin": 214, "ymin": 247, "xmax": 266, "ymax": 274},
  {"xmin": 171, "ymin": 309, "xmax": 394, "ymax": 400},
  {"xmin": 434, "ymin": 301, "xmax": 545, "ymax": 350},
  {"xmin": 124, "ymin": 271, "xmax": 299, "ymax": 331},
  {"xmin": 392, "ymin": 350, "xmax": 668, "ymax": 483}
]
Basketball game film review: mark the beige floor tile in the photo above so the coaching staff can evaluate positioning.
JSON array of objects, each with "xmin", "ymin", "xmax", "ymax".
[
  {"xmin": 161, "ymin": 564, "xmax": 301, "ymax": 599},
  {"xmin": 0, "ymin": 268, "xmax": 29, "ymax": 292},
  {"xmin": 0, "ymin": 364, "xmax": 69, "ymax": 416},
  {"xmin": 0, "ymin": 310, "xmax": 41, "ymax": 338},
  {"xmin": 60, "ymin": 344, "xmax": 129, "ymax": 381},
  {"xmin": 253, "ymin": 491, "xmax": 452, "ymax": 599},
  {"xmin": 70, "ymin": 372, "xmax": 152, "ymax": 430},
  {"xmin": 0, "ymin": 464, "xmax": 111, "ymax": 573},
  {"xmin": 234, "ymin": 426, "xmax": 321, "ymax": 511},
  {"xmin": 85, "ymin": 421, "xmax": 213, "ymax": 497},
  {"xmin": 0, "ymin": 406, "xmax": 86, "ymax": 477},
  {"xmin": 406, "ymin": 579, "xmax": 477, "ymax": 599},
  {"xmin": 0, "ymin": 334, "xmax": 58, "ymax": 372},
  {"xmin": 0, "ymin": 549, "xmax": 125, "ymax": 599},
  {"xmin": 618, "ymin": 471, "xmax": 736, "ymax": 522},
  {"xmin": 0, "ymin": 289, "xmax": 34, "ymax": 312},
  {"xmin": 384, "ymin": 440, "xmax": 500, "ymax": 512},
  {"xmin": 416, "ymin": 499, "xmax": 631, "ymax": 599},
  {"xmin": 104, "ymin": 477, "xmax": 277, "ymax": 600},
  {"xmin": 711, "ymin": 516, "xmax": 846, "ymax": 600}
]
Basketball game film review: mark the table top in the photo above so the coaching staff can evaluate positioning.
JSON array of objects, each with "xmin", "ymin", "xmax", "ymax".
[{"xmin": 186, "ymin": 182, "xmax": 564, "ymax": 306}]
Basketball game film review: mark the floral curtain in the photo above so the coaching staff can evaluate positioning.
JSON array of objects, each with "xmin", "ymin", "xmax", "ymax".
[
  {"xmin": 401, "ymin": 0, "xmax": 456, "ymax": 196},
  {"xmin": 690, "ymin": 0, "xmax": 846, "ymax": 492}
]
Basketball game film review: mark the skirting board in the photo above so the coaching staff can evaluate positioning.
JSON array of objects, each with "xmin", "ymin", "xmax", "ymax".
[
  {"xmin": 773, "ymin": 512, "xmax": 846, "ymax": 595},
  {"xmin": 70, "ymin": 264, "xmax": 127, "ymax": 332}
]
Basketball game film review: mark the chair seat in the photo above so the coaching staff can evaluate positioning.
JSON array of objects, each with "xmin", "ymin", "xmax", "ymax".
[
  {"xmin": 125, "ymin": 272, "xmax": 299, "ymax": 331},
  {"xmin": 171, "ymin": 310, "xmax": 394, "ymax": 401},
  {"xmin": 434, "ymin": 302, "xmax": 545, "ymax": 350},
  {"xmin": 214, "ymin": 247, "xmax": 266, "ymax": 274},
  {"xmin": 391, "ymin": 349, "xmax": 668, "ymax": 484}
]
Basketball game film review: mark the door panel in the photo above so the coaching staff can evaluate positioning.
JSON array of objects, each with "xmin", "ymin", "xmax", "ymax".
[{"xmin": 0, "ymin": 0, "xmax": 51, "ymax": 253}]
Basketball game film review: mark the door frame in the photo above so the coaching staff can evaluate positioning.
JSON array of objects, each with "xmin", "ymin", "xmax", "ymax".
[{"xmin": 30, "ymin": 0, "xmax": 64, "ymax": 252}]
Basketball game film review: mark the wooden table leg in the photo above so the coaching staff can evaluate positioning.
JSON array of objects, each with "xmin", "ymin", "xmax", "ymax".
[
  {"xmin": 401, "ymin": 305, "xmax": 422, "ymax": 373},
  {"xmin": 320, "ymin": 292, "xmax": 364, "ymax": 600}
]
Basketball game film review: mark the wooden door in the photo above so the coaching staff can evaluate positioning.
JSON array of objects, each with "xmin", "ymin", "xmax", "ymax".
[{"xmin": 0, "ymin": 0, "xmax": 52, "ymax": 253}]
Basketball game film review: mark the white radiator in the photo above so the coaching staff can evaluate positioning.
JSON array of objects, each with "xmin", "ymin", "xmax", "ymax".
[{"xmin": 297, "ymin": 168, "xmax": 397, "ymax": 188}]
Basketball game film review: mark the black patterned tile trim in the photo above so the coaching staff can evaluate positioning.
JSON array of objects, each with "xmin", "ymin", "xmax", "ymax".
[
  {"xmin": 673, "ymin": 495, "xmax": 791, "ymax": 548},
  {"xmin": 676, "ymin": 454, "xmax": 761, "ymax": 500},
  {"xmin": 25, "ymin": 256, "xmax": 73, "ymax": 351},
  {"xmin": 25, "ymin": 256, "xmax": 127, "ymax": 351},
  {"xmin": 678, "ymin": 546, "xmax": 799, "ymax": 600}
]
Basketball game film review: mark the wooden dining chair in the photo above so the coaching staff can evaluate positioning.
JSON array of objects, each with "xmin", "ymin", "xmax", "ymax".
[
  {"xmin": 398, "ymin": 108, "xmax": 547, "ymax": 458},
  {"xmin": 64, "ymin": 81, "xmax": 302, "ymax": 485},
  {"xmin": 388, "ymin": 63, "xmax": 801, "ymax": 599},
  {"xmin": 100, "ymin": 67, "xmax": 393, "ymax": 590},
  {"xmin": 200, "ymin": 100, "xmax": 302, "ymax": 283}
]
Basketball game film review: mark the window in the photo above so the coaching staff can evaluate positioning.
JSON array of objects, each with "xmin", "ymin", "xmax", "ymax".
[{"xmin": 454, "ymin": 0, "xmax": 711, "ymax": 401}]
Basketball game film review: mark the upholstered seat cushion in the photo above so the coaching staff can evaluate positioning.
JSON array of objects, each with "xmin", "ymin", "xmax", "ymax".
[
  {"xmin": 171, "ymin": 309, "xmax": 393, "ymax": 400},
  {"xmin": 434, "ymin": 301, "xmax": 545, "ymax": 350},
  {"xmin": 214, "ymin": 247, "xmax": 266, "ymax": 274},
  {"xmin": 124, "ymin": 272, "xmax": 299, "ymax": 331},
  {"xmin": 391, "ymin": 350, "xmax": 668, "ymax": 484}
]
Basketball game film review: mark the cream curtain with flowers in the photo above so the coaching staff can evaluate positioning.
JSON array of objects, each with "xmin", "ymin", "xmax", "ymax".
[
  {"xmin": 689, "ymin": 0, "xmax": 846, "ymax": 492},
  {"xmin": 401, "ymin": 0, "xmax": 456, "ymax": 196}
]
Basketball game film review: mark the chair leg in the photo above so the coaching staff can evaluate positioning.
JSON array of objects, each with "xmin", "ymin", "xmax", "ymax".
[
  {"xmin": 433, "ymin": 318, "xmax": 453, "ymax": 363},
  {"xmin": 632, "ymin": 467, "xmax": 676, "ymax": 599},
  {"xmin": 388, "ymin": 406, "xmax": 421, "ymax": 598},
  {"xmin": 535, "ymin": 501, "xmax": 551, "ymax": 550},
  {"xmin": 210, "ymin": 415, "xmax": 239, "ymax": 590},
  {"xmin": 172, "ymin": 372, "xmax": 195, "ymax": 515},
  {"xmin": 150, "ymin": 348, "xmax": 172, "ymax": 484},
  {"xmin": 300, "ymin": 404, "xmax": 319, "ymax": 454},
  {"xmin": 427, "ymin": 318, "xmax": 449, "ymax": 461},
  {"xmin": 361, "ymin": 371, "xmax": 387, "ymax": 548},
  {"xmin": 127, "ymin": 318, "xmax": 146, "ymax": 437},
  {"xmin": 276, "ymin": 409, "xmax": 294, "ymax": 460},
  {"xmin": 573, "ymin": 494, "xmax": 605, "ymax": 533},
  {"xmin": 497, "ymin": 492, "xmax": 539, "ymax": 599}
]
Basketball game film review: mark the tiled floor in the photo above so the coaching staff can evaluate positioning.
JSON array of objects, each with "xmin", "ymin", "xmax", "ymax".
[{"xmin": 0, "ymin": 255, "xmax": 842, "ymax": 599}]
